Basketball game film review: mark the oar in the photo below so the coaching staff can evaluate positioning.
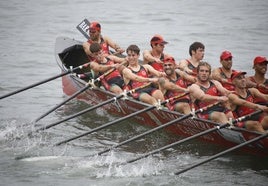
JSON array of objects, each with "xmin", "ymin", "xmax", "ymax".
[
  {"xmin": 76, "ymin": 18, "xmax": 90, "ymax": 40},
  {"xmin": 174, "ymin": 131, "xmax": 268, "ymax": 175},
  {"xmin": 0, "ymin": 62, "xmax": 91, "ymax": 100},
  {"xmin": 33, "ymin": 68, "xmax": 115, "ymax": 123},
  {"xmin": 54, "ymin": 92, "xmax": 189, "ymax": 146},
  {"xmin": 124, "ymin": 110, "xmax": 263, "ymax": 164},
  {"xmin": 89, "ymin": 101, "xmax": 219, "ymax": 158},
  {"xmin": 30, "ymin": 83, "xmax": 151, "ymax": 135}
]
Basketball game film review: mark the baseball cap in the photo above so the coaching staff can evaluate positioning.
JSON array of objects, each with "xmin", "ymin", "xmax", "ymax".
[
  {"xmin": 150, "ymin": 34, "xmax": 168, "ymax": 45},
  {"xmin": 89, "ymin": 21, "xmax": 101, "ymax": 32},
  {"xmin": 253, "ymin": 56, "xmax": 268, "ymax": 65},
  {"xmin": 163, "ymin": 57, "xmax": 175, "ymax": 64},
  {"xmin": 220, "ymin": 50, "xmax": 232, "ymax": 60},
  {"xmin": 231, "ymin": 71, "xmax": 247, "ymax": 81}
]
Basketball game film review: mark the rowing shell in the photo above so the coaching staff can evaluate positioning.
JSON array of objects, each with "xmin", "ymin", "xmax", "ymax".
[{"xmin": 55, "ymin": 36, "xmax": 268, "ymax": 156}]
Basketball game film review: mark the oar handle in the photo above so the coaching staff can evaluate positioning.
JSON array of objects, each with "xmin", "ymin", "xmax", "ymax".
[{"xmin": 231, "ymin": 110, "xmax": 263, "ymax": 125}]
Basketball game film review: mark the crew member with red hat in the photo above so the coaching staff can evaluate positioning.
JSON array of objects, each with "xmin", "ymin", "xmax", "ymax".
[
  {"xmin": 82, "ymin": 21, "xmax": 125, "ymax": 61},
  {"xmin": 212, "ymin": 50, "xmax": 237, "ymax": 91},
  {"xmin": 159, "ymin": 56, "xmax": 196, "ymax": 114},
  {"xmin": 143, "ymin": 34, "xmax": 172, "ymax": 72},
  {"xmin": 246, "ymin": 56, "xmax": 268, "ymax": 106},
  {"xmin": 228, "ymin": 70, "xmax": 268, "ymax": 133}
]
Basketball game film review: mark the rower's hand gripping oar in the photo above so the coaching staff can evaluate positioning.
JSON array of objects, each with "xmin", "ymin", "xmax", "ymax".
[
  {"xmin": 54, "ymin": 92, "xmax": 190, "ymax": 146},
  {"xmin": 30, "ymin": 83, "xmax": 151, "ymax": 136},
  {"xmin": 124, "ymin": 110, "xmax": 263, "ymax": 164},
  {"xmin": 0, "ymin": 63, "xmax": 91, "ymax": 100},
  {"xmin": 174, "ymin": 110, "xmax": 266, "ymax": 175},
  {"xmin": 33, "ymin": 67, "xmax": 116, "ymax": 123}
]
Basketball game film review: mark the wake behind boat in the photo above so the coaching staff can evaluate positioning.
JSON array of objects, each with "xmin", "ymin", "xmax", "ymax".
[{"xmin": 55, "ymin": 36, "xmax": 268, "ymax": 157}]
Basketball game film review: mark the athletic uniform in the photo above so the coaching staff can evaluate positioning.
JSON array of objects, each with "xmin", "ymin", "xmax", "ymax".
[
  {"xmin": 185, "ymin": 59, "xmax": 197, "ymax": 76},
  {"xmin": 165, "ymin": 73, "xmax": 190, "ymax": 111},
  {"xmin": 193, "ymin": 81, "xmax": 230, "ymax": 120},
  {"xmin": 148, "ymin": 53, "xmax": 165, "ymax": 72},
  {"xmin": 87, "ymin": 37, "xmax": 110, "ymax": 61},
  {"xmin": 125, "ymin": 66, "xmax": 157, "ymax": 100},
  {"xmin": 97, "ymin": 57, "xmax": 124, "ymax": 91},
  {"xmin": 232, "ymin": 90, "xmax": 264, "ymax": 127},
  {"xmin": 248, "ymin": 76, "xmax": 268, "ymax": 106},
  {"xmin": 218, "ymin": 68, "xmax": 236, "ymax": 91}
]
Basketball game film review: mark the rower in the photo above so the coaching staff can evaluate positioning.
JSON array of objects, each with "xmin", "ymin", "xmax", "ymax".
[
  {"xmin": 121, "ymin": 44, "xmax": 165, "ymax": 105},
  {"xmin": 82, "ymin": 21, "xmax": 126, "ymax": 63},
  {"xmin": 228, "ymin": 71, "xmax": 268, "ymax": 133},
  {"xmin": 246, "ymin": 56, "xmax": 268, "ymax": 106},
  {"xmin": 159, "ymin": 56, "xmax": 196, "ymax": 114},
  {"xmin": 87, "ymin": 43, "xmax": 125, "ymax": 94},
  {"xmin": 143, "ymin": 34, "xmax": 171, "ymax": 72},
  {"xmin": 188, "ymin": 62, "xmax": 234, "ymax": 124},
  {"xmin": 178, "ymin": 42, "xmax": 205, "ymax": 76}
]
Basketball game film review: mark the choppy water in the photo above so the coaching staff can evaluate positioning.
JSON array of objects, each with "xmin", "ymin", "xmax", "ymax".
[{"xmin": 0, "ymin": 0, "xmax": 267, "ymax": 185}]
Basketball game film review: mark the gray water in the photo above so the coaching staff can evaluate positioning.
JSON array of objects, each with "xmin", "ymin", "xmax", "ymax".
[{"xmin": 0, "ymin": 0, "xmax": 267, "ymax": 185}]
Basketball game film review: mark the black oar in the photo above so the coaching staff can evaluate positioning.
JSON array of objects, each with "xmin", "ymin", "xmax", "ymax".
[
  {"xmin": 76, "ymin": 18, "xmax": 90, "ymax": 40},
  {"xmin": 174, "ymin": 131, "xmax": 268, "ymax": 175},
  {"xmin": 0, "ymin": 62, "xmax": 90, "ymax": 100},
  {"xmin": 89, "ymin": 102, "xmax": 219, "ymax": 158},
  {"xmin": 30, "ymin": 83, "xmax": 151, "ymax": 135},
  {"xmin": 124, "ymin": 110, "xmax": 263, "ymax": 164},
  {"xmin": 54, "ymin": 92, "xmax": 189, "ymax": 146},
  {"xmin": 33, "ymin": 68, "xmax": 115, "ymax": 123}
]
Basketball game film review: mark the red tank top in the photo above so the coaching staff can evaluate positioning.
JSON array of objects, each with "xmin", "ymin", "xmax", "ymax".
[
  {"xmin": 148, "ymin": 53, "xmax": 164, "ymax": 72},
  {"xmin": 186, "ymin": 59, "xmax": 197, "ymax": 76},
  {"xmin": 219, "ymin": 68, "xmax": 235, "ymax": 91},
  {"xmin": 194, "ymin": 81, "xmax": 220, "ymax": 109},
  {"xmin": 248, "ymin": 76, "xmax": 268, "ymax": 105},
  {"xmin": 233, "ymin": 90, "xmax": 255, "ymax": 118},
  {"xmin": 128, "ymin": 66, "xmax": 149, "ymax": 89},
  {"xmin": 165, "ymin": 74, "xmax": 189, "ymax": 104},
  {"xmin": 87, "ymin": 36, "xmax": 110, "ymax": 55},
  {"xmin": 98, "ymin": 58, "xmax": 121, "ymax": 81}
]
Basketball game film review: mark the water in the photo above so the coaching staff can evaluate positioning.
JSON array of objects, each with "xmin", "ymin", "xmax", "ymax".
[{"xmin": 0, "ymin": 0, "xmax": 268, "ymax": 185}]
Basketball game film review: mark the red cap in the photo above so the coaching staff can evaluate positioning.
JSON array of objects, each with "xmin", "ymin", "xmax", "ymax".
[
  {"xmin": 150, "ymin": 34, "xmax": 168, "ymax": 45},
  {"xmin": 220, "ymin": 50, "xmax": 232, "ymax": 60},
  {"xmin": 163, "ymin": 57, "xmax": 175, "ymax": 65},
  {"xmin": 231, "ymin": 71, "xmax": 247, "ymax": 81},
  {"xmin": 253, "ymin": 56, "xmax": 268, "ymax": 65},
  {"xmin": 89, "ymin": 21, "xmax": 101, "ymax": 32}
]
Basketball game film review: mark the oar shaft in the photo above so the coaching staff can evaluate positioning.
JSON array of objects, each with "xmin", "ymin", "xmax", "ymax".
[
  {"xmin": 55, "ymin": 105, "xmax": 156, "ymax": 146},
  {"xmin": 127, "ymin": 124, "xmax": 229, "ymax": 164},
  {"xmin": 34, "ymin": 84, "xmax": 91, "ymax": 123},
  {"xmin": 0, "ymin": 71, "xmax": 69, "ymax": 100},
  {"xmin": 33, "ymin": 95, "xmax": 122, "ymax": 133},
  {"xmin": 0, "ymin": 63, "xmax": 90, "ymax": 100},
  {"xmin": 34, "ymin": 68, "xmax": 115, "ymax": 123},
  {"xmin": 175, "ymin": 133, "xmax": 268, "ymax": 175},
  {"xmin": 125, "ymin": 110, "xmax": 263, "ymax": 164}
]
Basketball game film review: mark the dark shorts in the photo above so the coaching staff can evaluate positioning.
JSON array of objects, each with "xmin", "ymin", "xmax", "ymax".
[
  {"xmin": 107, "ymin": 76, "xmax": 124, "ymax": 88},
  {"xmin": 197, "ymin": 104, "xmax": 229, "ymax": 120},
  {"xmin": 132, "ymin": 86, "xmax": 158, "ymax": 100}
]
